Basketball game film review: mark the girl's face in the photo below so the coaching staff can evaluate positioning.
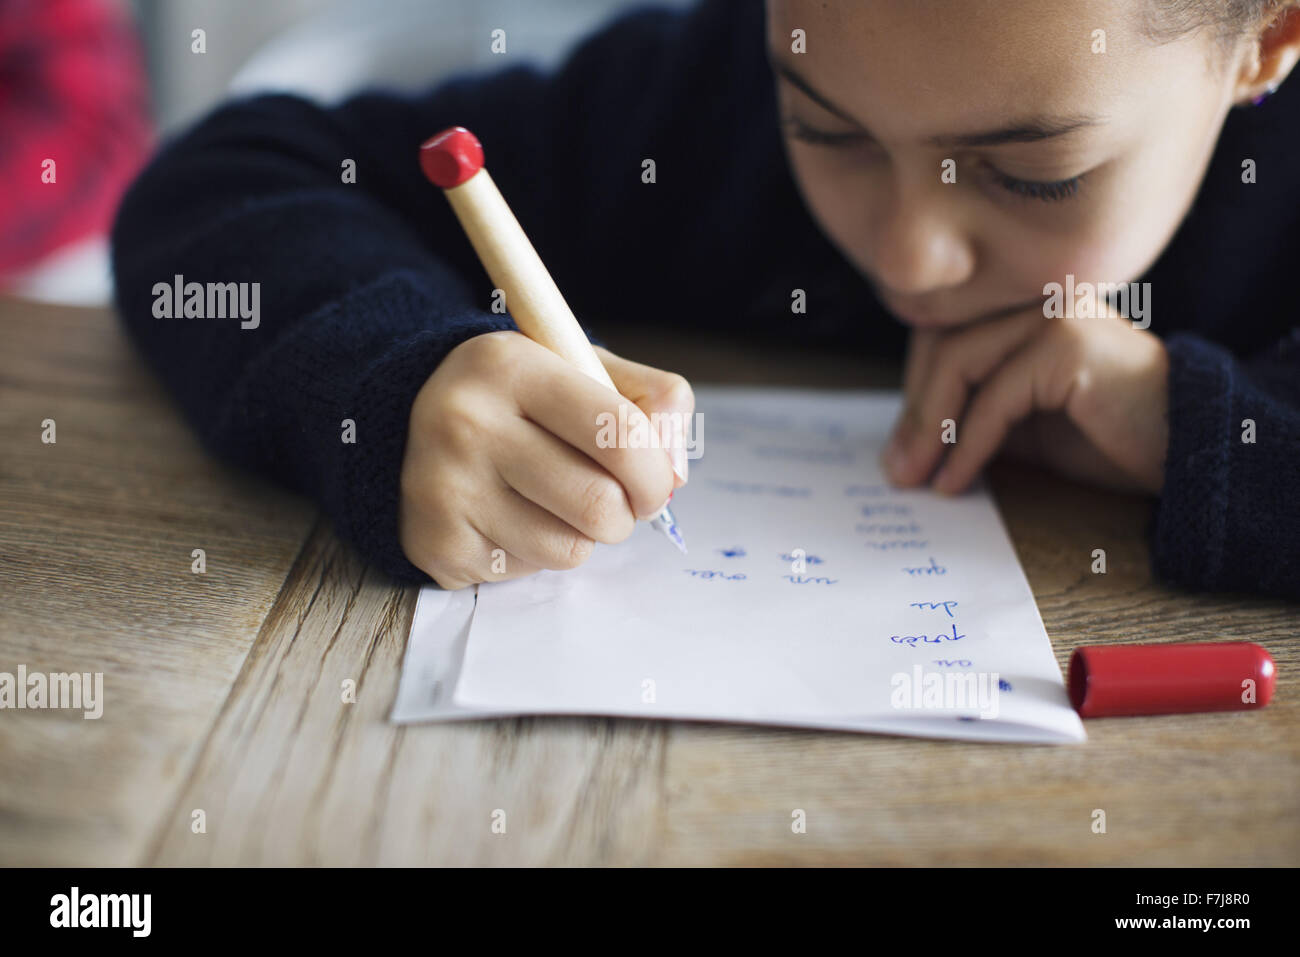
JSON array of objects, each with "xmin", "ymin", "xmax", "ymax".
[{"xmin": 767, "ymin": 0, "xmax": 1249, "ymax": 329}]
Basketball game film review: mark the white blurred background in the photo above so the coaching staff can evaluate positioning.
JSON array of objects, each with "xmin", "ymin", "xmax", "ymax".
[
  {"xmin": 133, "ymin": 0, "xmax": 693, "ymax": 133},
  {"xmin": 12, "ymin": 0, "xmax": 692, "ymax": 304}
]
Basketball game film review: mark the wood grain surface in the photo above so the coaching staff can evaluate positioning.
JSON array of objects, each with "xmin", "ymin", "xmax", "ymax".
[{"xmin": 1, "ymin": 299, "xmax": 1296, "ymax": 866}]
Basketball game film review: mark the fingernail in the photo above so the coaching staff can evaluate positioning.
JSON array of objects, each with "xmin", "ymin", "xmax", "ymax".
[{"xmin": 670, "ymin": 444, "xmax": 688, "ymax": 485}]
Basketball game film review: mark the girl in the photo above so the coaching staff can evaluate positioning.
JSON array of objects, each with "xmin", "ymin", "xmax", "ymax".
[{"xmin": 112, "ymin": 0, "xmax": 1300, "ymax": 598}]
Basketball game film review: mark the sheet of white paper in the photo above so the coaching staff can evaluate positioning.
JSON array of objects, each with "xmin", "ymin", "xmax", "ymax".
[
  {"xmin": 389, "ymin": 588, "xmax": 1073, "ymax": 743},
  {"xmin": 397, "ymin": 387, "xmax": 1084, "ymax": 743},
  {"xmin": 390, "ymin": 586, "xmax": 494, "ymax": 722}
]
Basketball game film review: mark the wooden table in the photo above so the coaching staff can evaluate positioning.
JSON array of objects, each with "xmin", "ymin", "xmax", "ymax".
[{"xmin": 2, "ymin": 297, "xmax": 1296, "ymax": 866}]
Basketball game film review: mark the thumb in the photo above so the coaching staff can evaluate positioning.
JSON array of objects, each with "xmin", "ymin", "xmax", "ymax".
[{"xmin": 594, "ymin": 346, "xmax": 695, "ymax": 485}]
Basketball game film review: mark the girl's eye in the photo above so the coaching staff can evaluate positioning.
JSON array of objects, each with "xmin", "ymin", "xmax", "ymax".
[
  {"xmin": 784, "ymin": 114, "xmax": 1087, "ymax": 204},
  {"xmin": 991, "ymin": 169, "xmax": 1084, "ymax": 202},
  {"xmin": 784, "ymin": 117, "xmax": 870, "ymax": 148}
]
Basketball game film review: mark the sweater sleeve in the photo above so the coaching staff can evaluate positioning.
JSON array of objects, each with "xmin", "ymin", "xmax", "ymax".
[
  {"xmin": 110, "ymin": 88, "xmax": 521, "ymax": 584},
  {"xmin": 1151, "ymin": 328, "xmax": 1300, "ymax": 599},
  {"xmin": 110, "ymin": 0, "xmax": 768, "ymax": 584}
]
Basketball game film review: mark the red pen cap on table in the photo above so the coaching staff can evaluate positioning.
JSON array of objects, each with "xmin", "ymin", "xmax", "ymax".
[{"xmin": 1068, "ymin": 642, "xmax": 1276, "ymax": 718}]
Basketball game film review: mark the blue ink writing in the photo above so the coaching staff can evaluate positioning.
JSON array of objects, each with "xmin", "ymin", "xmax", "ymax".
[
  {"xmin": 844, "ymin": 484, "xmax": 890, "ymax": 497},
  {"xmin": 860, "ymin": 503, "xmax": 912, "ymax": 516},
  {"xmin": 902, "ymin": 557, "xmax": 947, "ymax": 576},
  {"xmin": 779, "ymin": 552, "xmax": 824, "ymax": 564},
  {"xmin": 754, "ymin": 446, "xmax": 854, "ymax": 465},
  {"xmin": 857, "ymin": 522, "xmax": 923, "ymax": 535},
  {"xmin": 808, "ymin": 419, "xmax": 847, "ymax": 441},
  {"xmin": 889, "ymin": 624, "xmax": 967, "ymax": 646},
  {"xmin": 910, "ymin": 600, "xmax": 958, "ymax": 617},
  {"xmin": 707, "ymin": 479, "xmax": 811, "ymax": 498}
]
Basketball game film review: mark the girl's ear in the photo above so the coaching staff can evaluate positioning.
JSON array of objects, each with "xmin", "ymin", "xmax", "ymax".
[{"xmin": 1234, "ymin": 4, "xmax": 1300, "ymax": 104}]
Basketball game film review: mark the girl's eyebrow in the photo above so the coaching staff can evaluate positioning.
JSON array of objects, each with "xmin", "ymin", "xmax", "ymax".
[
  {"xmin": 771, "ymin": 58, "xmax": 1105, "ymax": 148},
  {"xmin": 771, "ymin": 59, "xmax": 865, "ymax": 126}
]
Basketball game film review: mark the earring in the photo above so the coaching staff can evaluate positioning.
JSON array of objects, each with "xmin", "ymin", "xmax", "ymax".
[{"xmin": 1252, "ymin": 82, "xmax": 1279, "ymax": 106}]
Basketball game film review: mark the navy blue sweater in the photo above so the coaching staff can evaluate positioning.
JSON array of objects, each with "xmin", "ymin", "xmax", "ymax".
[{"xmin": 111, "ymin": 0, "xmax": 1300, "ymax": 599}]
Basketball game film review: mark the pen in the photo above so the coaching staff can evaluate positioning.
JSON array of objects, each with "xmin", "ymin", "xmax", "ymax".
[{"xmin": 418, "ymin": 125, "xmax": 686, "ymax": 553}]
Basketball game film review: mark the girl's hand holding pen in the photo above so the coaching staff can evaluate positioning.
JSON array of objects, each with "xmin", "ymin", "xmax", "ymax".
[{"xmin": 399, "ymin": 332, "xmax": 692, "ymax": 590}]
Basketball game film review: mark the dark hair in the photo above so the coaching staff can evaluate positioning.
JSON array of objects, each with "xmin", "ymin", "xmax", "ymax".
[{"xmin": 1144, "ymin": 0, "xmax": 1286, "ymax": 47}]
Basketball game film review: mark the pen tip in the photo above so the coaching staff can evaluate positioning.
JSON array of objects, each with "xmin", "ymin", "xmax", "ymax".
[{"xmin": 652, "ymin": 504, "xmax": 687, "ymax": 553}]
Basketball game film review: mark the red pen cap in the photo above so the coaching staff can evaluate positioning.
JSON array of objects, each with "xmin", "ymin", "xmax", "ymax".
[
  {"xmin": 419, "ymin": 126, "xmax": 484, "ymax": 189},
  {"xmin": 1068, "ymin": 642, "xmax": 1275, "ymax": 718}
]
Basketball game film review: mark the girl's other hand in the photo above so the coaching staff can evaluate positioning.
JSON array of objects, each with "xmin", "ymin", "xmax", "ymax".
[{"xmin": 883, "ymin": 305, "xmax": 1170, "ymax": 495}]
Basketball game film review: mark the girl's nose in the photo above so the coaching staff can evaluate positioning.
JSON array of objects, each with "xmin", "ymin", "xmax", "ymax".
[{"xmin": 866, "ymin": 179, "xmax": 975, "ymax": 296}]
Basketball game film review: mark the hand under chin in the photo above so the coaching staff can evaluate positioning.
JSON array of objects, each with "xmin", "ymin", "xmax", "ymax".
[{"xmin": 1000, "ymin": 412, "xmax": 1163, "ymax": 496}]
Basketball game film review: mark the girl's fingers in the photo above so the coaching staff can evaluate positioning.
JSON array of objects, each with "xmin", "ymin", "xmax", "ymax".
[
  {"xmin": 900, "ymin": 328, "xmax": 940, "ymax": 406},
  {"xmin": 930, "ymin": 327, "xmax": 1076, "ymax": 494},
  {"xmin": 886, "ymin": 309, "xmax": 1048, "ymax": 486},
  {"xmin": 506, "ymin": 342, "xmax": 676, "ymax": 520},
  {"xmin": 492, "ymin": 416, "xmax": 637, "ymax": 544},
  {"xmin": 431, "ymin": 547, "xmax": 543, "ymax": 590},
  {"xmin": 595, "ymin": 345, "xmax": 694, "ymax": 485},
  {"xmin": 402, "ymin": 496, "xmax": 543, "ymax": 589},
  {"xmin": 471, "ymin": 478, "xmax": 599, "ymax": 573},
  {"xmin": 594, "ymin": 346, "xmax": 695, "ymax": 419},
  {"xmin": 888, "ymin": 329, "xmax": 939, "ymax": 451}
]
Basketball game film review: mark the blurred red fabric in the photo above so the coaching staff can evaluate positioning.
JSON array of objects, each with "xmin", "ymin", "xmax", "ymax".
[{"xmin": 0, "ymin": 0, "xmax": 155, "ymax": 277}]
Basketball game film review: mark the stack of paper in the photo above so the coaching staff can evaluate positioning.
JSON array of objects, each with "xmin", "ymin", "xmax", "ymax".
[{"xmin": 391, "ymin": 387, "xmax": 1085, "ymax": 743}]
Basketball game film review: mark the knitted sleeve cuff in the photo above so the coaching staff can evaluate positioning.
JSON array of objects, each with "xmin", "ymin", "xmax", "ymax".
[
  {"xmin": 213, "ymin": 268, "xmax": 519, "ymax": 584},
  {"xmin": 344, "ymin": 317, "xmax": 609, "ymax": 584},
  {"xmin": 1151, "ymin": 332, "xmax": 1299, "ymax": 598},
  {"xmin": 249, "ymin": 272, "xmax": 611, "ymax": 586},
  {"xmin": 1151, "ymin": 334, "xmax": 1233, "ymax": 590}
]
